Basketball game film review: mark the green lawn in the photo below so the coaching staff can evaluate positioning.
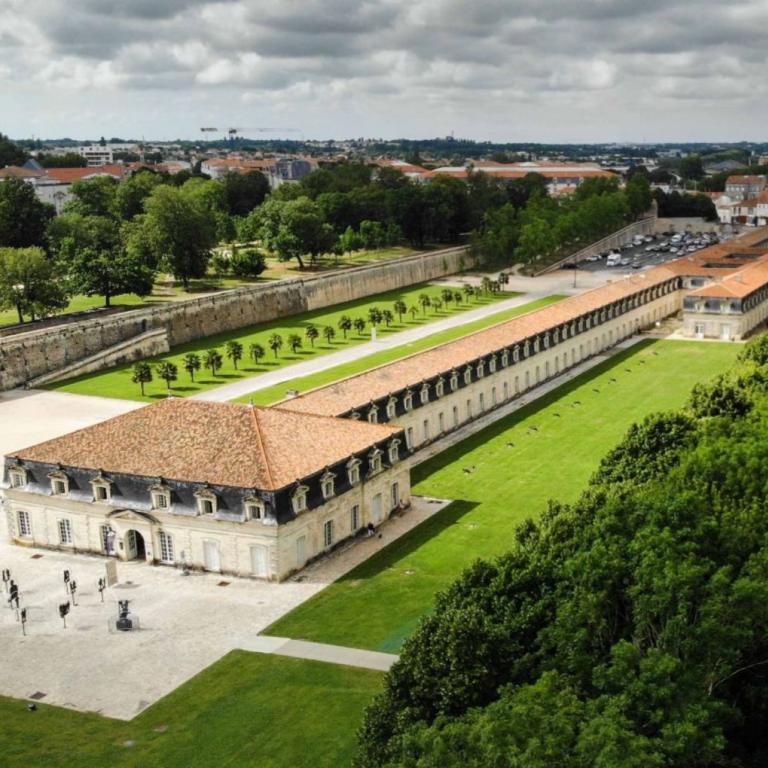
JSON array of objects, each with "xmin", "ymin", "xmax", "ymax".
[
  {"xmin": 47, "ymin": 285, "xmax": 509, "ymax": 401},
  {"xmin": 265, "ymin": 340, "xmax": 741, "ymax": 652},
  {"xmin": 235, "ymin": 295, "xmax": 568, "ymax": 406},
  {"xmin": 0, "ymin": 651, "xmax": 382, "ymax": 767}
]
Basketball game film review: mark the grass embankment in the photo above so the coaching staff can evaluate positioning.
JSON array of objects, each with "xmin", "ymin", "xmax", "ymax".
[
  {"xmin": 265, "ymin": 340, "xmax": 741, "ymax": 651},
  {"xmin": 234, "ymin": 295, "xmax": 567, "ymax": 406},
  {"xmin": 47, "ymin": 285, "xmax": 508, "ymax": 401},
  {"xmin": 0, "ymin": 651, "xmax": 382, "ymax": 767}
]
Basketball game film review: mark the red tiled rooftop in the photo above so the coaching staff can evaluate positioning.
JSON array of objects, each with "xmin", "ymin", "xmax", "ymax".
[{"xmin": 13, "ymin": 399, "xmax": 400, "ymax": 491}]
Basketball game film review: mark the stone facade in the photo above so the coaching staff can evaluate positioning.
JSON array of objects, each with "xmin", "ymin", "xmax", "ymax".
[{"xmin": 2, "ymin": 433, "xmax": 411, "ymax": 582}]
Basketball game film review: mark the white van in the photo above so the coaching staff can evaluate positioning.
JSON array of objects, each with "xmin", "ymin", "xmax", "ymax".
[{"xmin": 606, "ymin": 252, "xmax": 621, "ymax": 267}]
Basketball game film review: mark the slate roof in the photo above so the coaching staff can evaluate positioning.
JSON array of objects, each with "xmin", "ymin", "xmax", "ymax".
[{"xmin": 12, "ymin": 399, "xmax": 400, "ymax": 491}]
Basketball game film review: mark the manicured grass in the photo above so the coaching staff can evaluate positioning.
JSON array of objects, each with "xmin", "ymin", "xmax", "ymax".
[
  {"xmin": 265, "ymin": 340, "xmax": 741, "ymax": 652},
  {"xmin": 0, "ymin": 651, "xmax": 382, "ymax": 767},
  {"xmin": 234, "ymin": 295, "xmax": 568, "ymax": 406},
  {"xmin": 47, "ymin": 285, "xmax": 509, "ymax": 401}
]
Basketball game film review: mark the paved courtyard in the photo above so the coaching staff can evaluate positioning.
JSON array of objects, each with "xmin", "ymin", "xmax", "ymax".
[{"xmin": 0, "ymin": 494, "xmax": 449, "ymax": 719}]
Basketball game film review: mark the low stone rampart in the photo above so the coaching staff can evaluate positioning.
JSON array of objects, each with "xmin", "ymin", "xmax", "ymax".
[{"xmin": 0, "ymin": 246, "xmax": 469, "ymax": 391}]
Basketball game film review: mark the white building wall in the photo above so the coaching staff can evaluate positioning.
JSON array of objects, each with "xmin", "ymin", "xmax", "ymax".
[
  {"xmin": 387, "ymin": 290, "xmax": 682, "ymax": 451},
  {"xmin": 2, "ymin": 461, "xmax": 411, "ymax": 582}
]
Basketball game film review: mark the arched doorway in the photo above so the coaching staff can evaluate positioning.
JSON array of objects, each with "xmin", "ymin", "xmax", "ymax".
[{"xmin": 125, "ymin": 529, "xmax": 146, "ymax": 561}]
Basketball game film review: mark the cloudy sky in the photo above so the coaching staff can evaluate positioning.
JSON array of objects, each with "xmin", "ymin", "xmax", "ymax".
[{"xmin": 1, "ymin": 0, "xmax": 767, "ymax": 143}]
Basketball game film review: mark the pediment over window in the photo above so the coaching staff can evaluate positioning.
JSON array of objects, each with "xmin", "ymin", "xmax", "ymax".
[{"xmin": 108, "ymin": 509, "xmax": 158, "ymax": 524}]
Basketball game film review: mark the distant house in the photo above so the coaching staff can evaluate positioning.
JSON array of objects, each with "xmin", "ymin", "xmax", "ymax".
[
  {"xmin": 0, "ymin": 164, "xmax": 124, "ymax": 214},
  {"xmin": 725, "ymin": 175, "xmax": 767, "ymax": 202}
]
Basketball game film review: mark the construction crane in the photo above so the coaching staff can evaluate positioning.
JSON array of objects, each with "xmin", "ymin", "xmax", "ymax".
[{"xmin": 227, "ymin": 127, "xmax": 300, "ymax": 136}]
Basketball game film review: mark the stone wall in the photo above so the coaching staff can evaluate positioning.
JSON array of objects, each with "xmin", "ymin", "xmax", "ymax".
[
  {"xmin": 27, "ymin": 328, "xmax": 170, "ymax": 388},
  {"xmin": 0, "ymin": 246, "xmax": 469, "ymax": 391},
  {"xmin": 537, "ymin": 218, "xmax": 655, "ymax": 275}
]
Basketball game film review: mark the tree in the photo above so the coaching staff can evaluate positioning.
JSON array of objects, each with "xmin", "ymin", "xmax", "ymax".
[
  {"xmin": 409, "ymin": 305, "xmax": 419, "ymax": 320},
  {"xmin": 131, "ymin": 361, "xmax": 153, "ymax": 396},
  {"xmin": 258, "ymin": 197, "xmax": 335, "ymax": 268},
  {"xmin": 679, "ymin": 154, "xmax": 704, "ymax": 181},
  {"xmin": 625, "ymin": 175, "xmax": 653, "ymax": 220},
  {"xmin": 0, "ymin": 133, "xmax": 28, "ymax": 168},
  {"xmin": 202, "ymin": 348, "xmax": 223, "ymax": 376},
  {"xmin": 393, "ymin": 300, "xmax": 407, "ymax": 323},
  {"xmin": 230, "ymin": 248, "xmax": 266, "ymax": 278},
  {"xmin": 114, "ymin": 170, "xmax": 163, "ymax": 221},
  {"xmin": 462, "ymin": 283, "xmax": 474, "ymax": 299},
  {"xmin": 156, "ymin": 361, "xmax": 178, "ymax": 394},
  {"xmin": 382, "ymin": 309, "xmax": 394, "ymax": 327},
  {"xmin": 368, "ymin": 307, "xmax": 383, "ymax": 326},
  {"xmin": 441, "ymin": 288, "xmax": 454, "ymax": 308},
  {"xmin": 418, "ymin": 293, "xmax": 432, "ymax": 315},
  {"xmin": 139, "ymin": 185, "xmax": 217, "ymax": 289},
  {"xmin": 323, "ymin": 325, "xmax": 336, "ymax": 344},
  {"xmin": 432, "ymin": 298, "xmax": 443, "ymax": 313},
  {"xmin": 183, "ymin": 352, "xmax": 201, "ymax": 381},
  {"xmin": 66, "ymin": 176, "xmax": 120, "ymax": 218},
  {"xmin": 338, "ymin": 315, "xmax": 352, "ymax": 338},
  {"xmin": 249, "ymin": 343, "xmax": 265, "ymax": 366},
  {"xmin": 0, "ymin": 247, "xmax": 69, "ymax": 323},
  {"xmin": 38, "ymin": 153, "xmax": 87, "ymax": 168},
  {"xmin": 268, "ymin": 333, "xmax": 283, "ymax": 357},
  {"xmin": 288, "ymin": 333, "xmax": 303, "ymax": 354},
  {"xmin": 224, "ymin": 340, "xmax": 243, "ymax": 370},
  {"xmin": 0, "ymin": 176, "xmax": 55, "ymax": 248},
  {"xmin": 305, "ymin": 324, "xmax": 319, "ymax": 347},
  {"xmin": 222, "ymin": 171, "xmax": 270, "ymax": 217},
  {"xmin": 480, "ymin": 276, "xmax": 492, "ymax": 295},
  {"xmin": 453, "ymin": 291, "xmax": 463, "ymax": 306},
  {"xmin": 353, "ymin": 317, "xmax": 366, "ymax": 335}
]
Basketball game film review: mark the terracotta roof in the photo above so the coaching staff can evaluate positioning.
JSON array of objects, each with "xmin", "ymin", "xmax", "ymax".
[
  {"xmin": 44, "ymin": 166, "xmax": 124, "ymax": 183},
  {"xmin": 0, "ymin": 166, "xmax": 45, "ymax": 179},
  {"xmin": 687, "ymin": 259, "xmax": 768, "ymax": 299},
  {"xmin": 13, "ymin": 399, "xmax": 400, "ymax": 491},
  {"xmin": 279, "ymin": 266, "xmax": 679, "ymax": 418},
  {"xmin": 726, "ymin": 175, "xmax": 766, "ymax": 185}
]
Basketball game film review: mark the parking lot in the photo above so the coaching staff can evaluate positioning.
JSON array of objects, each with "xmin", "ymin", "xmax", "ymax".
[{"xmin": 575, "ymin": 230, "xmax": 726, "ymax": 275}]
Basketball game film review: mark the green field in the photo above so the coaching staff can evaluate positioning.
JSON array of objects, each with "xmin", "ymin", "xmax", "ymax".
[
  {"xmin": 234, "ymin": 295, "xmax": 567, "ymax": 406},
  {"xmin": 265, "ymin": 340, "xmax": 741, "ymax": 651},
  {"xmin": 47, "ymin": 285, "xmax": 508, "ymax": 401},
  {"xmin": 0, "ymin": 651, "xmax": 382, "ymax": 768}
]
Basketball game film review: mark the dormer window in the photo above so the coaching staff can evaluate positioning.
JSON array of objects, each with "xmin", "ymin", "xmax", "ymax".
[
  {"xmin": 8, "ymin": 464, "xmax": 26, "ymax": 489},
  {"xmin": 368, "ymin": 405, "xmax": 378, "ymax": 424},
  {"xmin": 347, "ymin": 457, "xmax": 362, "ymax": 485},
  {"xmin": 321, "ymin": 470, "xmax": 336, "ymax": 500},
  {"xmin": 292, "ymin": 485, "xmax": 309, "ymax": 514},
  {"xmin": 450, "ymin": 371, "xmax": 459, "ymax": 391},
  {"xmin": 48, "ymin": 470, "xmax": 69, "ymax": 497},
  {"xmin": 90, "ymin": 475, "xmax": 112, "ymax": 503},
  {"xmin": 533, "ymin": 338, "xmax": 540, "ymax": 353},
  {"xmin": 369, "ymin": 449, "xmax": 383, "ymax": 475},
  {"xmin": 524, "ymin": 341, "xmax": 530, "ymax": 358},
  {"xmin": 244, "ymin": 497, "xmax": 265, "ymax": 521},
  {"xmin": 513, "ymin": 346, "xmax": 520, "ymax": 363},
  {"xmin": 464, "ymin": 367, "xmax": 472, "ymax": 385},
  {"xmin": 501, "ymin": 350, "xmax": 509, "ymax": 368},
  {"xmin": 194, "ymin": 488, "xmax": 217, "ymax": 516},
  {"xmin": 386, "ymin": 397, "xmax": 397, "ymax": 419},
  {"xmin": 477, "ymin": 361, "xmax": 485, "ymax": 378},
  {"xmin": 489, "ymin": 357, "xmax": 497, "ymax": 373},
  {"xmin": 435, "ymin": 379, "xmax": 444, "ymax": 398},
  {"xmin": 403, "ymin": 391, "xmax": 413, "ymax": 411},
  {"xmin": 388, "ymin": 439, "xmax": 400, "ymax": 465},
  {"xmin": 150, "ymin": 483, "xmax": 171, "ymax": 510},
  {"xmin": 420, "ymin": 384, "xmax": 429, "ymax": 405}
]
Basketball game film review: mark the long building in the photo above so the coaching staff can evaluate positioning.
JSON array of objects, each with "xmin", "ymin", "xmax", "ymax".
[{"xmin": 4, "ymin": 227, "xmax": 768, "ymax": 578}]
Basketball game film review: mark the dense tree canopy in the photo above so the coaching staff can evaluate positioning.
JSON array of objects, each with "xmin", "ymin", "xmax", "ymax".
[
  {"xmin": 0, "ymin": 176, "xmax": 55, "ymax": 248},
  {"xmin": 358, "ymin": 338, "xmax": 768, "ymax": 767},
  {"xmin": 0, "ymin": 247, "xmax": 68, "ymax": 322}
]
